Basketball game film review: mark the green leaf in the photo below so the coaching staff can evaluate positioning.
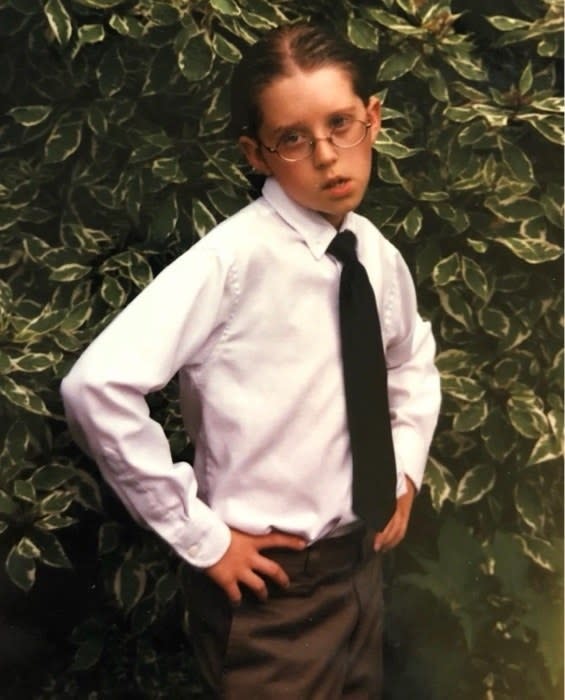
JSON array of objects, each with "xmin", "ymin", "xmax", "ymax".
[
  {"xmin": 149, "ymin": 192, "xmax": 179, "ymax": 241},
  {"xmin": 437, "ymin": 287, "xmax": 474, "ymax": 330},
  {"xmin": 44, "ymin": 0, "xmax": 73, "ymax": 46},
  {"xmin": 109, "ymin": 13, "xmax": 144, "ymax": 38},
  {"xmin": 516, "ymin": 535, "xmax": 559, "ymax": 572},
  {"xmin": 148, "ymin": 2, "xmax": 179, "ymax": 25},
  {"xmin": 435, "ymin": 349, "xmax": 475, "ymax": 374},
  {"xmin": 477, "ymin": 306, "xmax": 510, "ymax": 339},
  {"xmin": 423, "ymin": 456, "xmax": 456, "ymax": 511},
  {"xmin": 432, "ymin": 253, "xmax": 459, "ymax": 286},
  {"xmin": 49, "ymin": 262, "xmax": 92, "ymax": 282},
  {"xmin": 453, "ymin": 400, "xmax": 487, "ymax": 432},
  {"xmin": 114, "ymin": 558, "xmax": 147, "ymax": 612},
  {"xmin": 519, "ymin": 62, "xmax": 533, "ymax": 94},
  {"xmin": 98, "ymin": 521, "xmax": 122, "ymax": 555},
  {"xmin": 493, "ymin": 236, "xmax": 562, "ymax": 264},
  {"xmin": 31, "ymin": 464, "xmax": 76, "ymax": 490},
  {"xmin": 0, "ymin": 376, "xmax": 51, "ymax": 415},
  {"xmin": 211, "ymin": 32, "xmax": 242, "ymax": 63},
  {"xmin": 74, "ymin": 23, "xmax": 105, "ymax": 56},
  {"xmin": 527, "ymin": 432, "xmax": 563, "ymax": 466},
  {"xmin": 402, "ymin": 207, "xmax": 422, "ymax": 238},
  {"xmin": 9, "ymin": 105, "xmax": 53, "ymax": 127},
  {"xmin": 36, "ymin": 514, "xmax": 77, "ymax": 531},
  {"xmin": 152, "ymin": 157, "xmax": 186, "ymax": 184},
  {"xmin": 514, "ymin": 481, "xmax": 544, "ymax": 532},
  {"xmin": 192, "ymin": 199, "xmax": 217, "ymax": 238},
  {"xmin": 12, "ymin": 351, "xmax": 62, "ymax": 373},
  {"xmin": 155, "ymin": 571, "xmax": 178, "ymax": 604},
  {"xmin": 486, "ymin": 16, "xmax": 531, "ymax": 31},
  {"xmin": 498, "ymin": 138, "xmax": 535, "ymax": 184},
  {"xmin": 14, "ymin": 479, "xmax": 36, "ymax": 503},
  {"xmin": 178, "ymin": 33, "xmax": 213, "ymax": 82},
  {"xmin": 460, "ymin": 256, "xmax": 489, "ymax": 301},
  {"xmin": 444, "ymin": 54, "xmax": 486, "ymax": 82},
  {"xmin": 40, "ymin": 490, "xmax": 74, "ymax": 514},
  {"xmin": 70, "ymin": 634, "xmax": 105, "ymax": 671},
  {"xmin": 44, "ymin": 117, "xmax": 82, "ymax": 164},
  {"xmin": 347, "ymin": 16, "xmax": 378, "ymax": 49},
  {"xmin": 97, "ymin": 46, "xmax": 125, "ymax": 97},
  {"xmin": 492, "ymin": 358, "xmax": 521, "ymax": 389},
  {"xmin": 70, "ymin": 470, "xmax": 103, "ymax": 512},
  {"xmin": 6, "ymin": 540, "xmax": 37, "ymax": 591},
  {"xmin": 101, "ymin": 275, "xmax": 127, "ymax": 309},
  {"xmin": 377, "ymin": 48, "xmax": 420, "ymax": 81},
  {"xmin": 210, "ymin": 0, "xmax": 240, "ymax": 14},
  {"xmin": 59, "ymin": 299, "xmax": 92, "ymax": 332},
  {"xmin": 456, "ymin": 464, "xmax": 496, "ymax": 505},
  {"xmin": 481, "ymin": 407, "xmax": 515, "ymax": 462},
  {"xmin": 526, "ymin": 115, "xmax": 564, "ymax": 145},
  {"xmin": 442, "ymin": 375, "xmax": 485, "ymax": 402},
  {"xmin": 33, "ymin": 530, "xmax": 72, "ymax": 568},
  {"xmin": 507, "ymin": 396, "xmax": 547, "ymax": 438},
  {"xmin": 0, "ymin": 489, "xmax": 18, "ymax": 516}
]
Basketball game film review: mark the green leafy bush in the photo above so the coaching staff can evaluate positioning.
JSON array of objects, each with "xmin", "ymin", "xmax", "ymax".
[{"xmin": 0, "ymin": 0, "xmax": 562, "ymax": 697}]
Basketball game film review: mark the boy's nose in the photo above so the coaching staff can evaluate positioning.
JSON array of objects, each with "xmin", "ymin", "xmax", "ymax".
[{"xmin": 312, "ymin": 137, "xmax": 338, "ymax": 167}]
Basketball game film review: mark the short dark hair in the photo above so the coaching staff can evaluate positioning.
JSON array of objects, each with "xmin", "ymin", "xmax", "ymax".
[{"xmin": 229, "ymin": 23, "xmax": 376, "ymax": 138}]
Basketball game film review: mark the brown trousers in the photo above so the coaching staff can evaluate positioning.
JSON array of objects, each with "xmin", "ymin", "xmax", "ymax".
[{"xmin": 182, "ymin": 527, "xmax": 384, "ymax": 699}]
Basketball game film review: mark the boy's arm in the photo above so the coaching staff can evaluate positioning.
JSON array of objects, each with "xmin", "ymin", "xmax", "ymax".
[
  {"xmin": 61, "ymin": 245, "xmax": 233, "ymax": 569},
  {"xmin": 375, "ymin": 251, "xmax": 441, "ymax": 550}
]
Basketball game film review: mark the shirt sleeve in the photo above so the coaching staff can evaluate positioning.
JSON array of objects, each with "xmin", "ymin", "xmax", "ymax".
[
  {"xmin": 60, "ymin": 243, "xmax": 235, "ymax": 568},
  {"xmin": 384, "ymin": 251, "xmax": 441, "ymax": 495}
]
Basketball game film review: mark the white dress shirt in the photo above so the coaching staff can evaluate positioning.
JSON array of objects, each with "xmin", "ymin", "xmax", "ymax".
[{"xmin": 61, "ymin": 178, "xmax": 441, "ymax": 569}]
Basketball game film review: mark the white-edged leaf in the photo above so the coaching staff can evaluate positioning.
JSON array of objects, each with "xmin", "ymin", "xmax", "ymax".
[
  {"xmin": 456, "ymin": 464, "xmax": 496, "ymax": 505},
  {"xmin": 423, "ymin": 457, "xmax": 456, "ymax": 511},
  {"xmin": 514, "ymin": 481, "xmax": 544, "ymax": 532},
  {"xmin": 192, "ymin": 199, "xmax": 217, "ymax": 238},
  {"xmin": 44, "ymin": 0, "xmax": 73, "ymax": 45},
  {"xmin": 114, "ymin": 559, "xmax": 147, "ymax": 612},
  {"xmin": 9, "ymin": 105, "xmax": 53, "ymax": 127}
]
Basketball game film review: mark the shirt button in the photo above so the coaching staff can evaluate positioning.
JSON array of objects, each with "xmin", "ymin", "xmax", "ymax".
[{"xmin": 188, "ymin": 544, "xmax": 199, "ymax": 557}]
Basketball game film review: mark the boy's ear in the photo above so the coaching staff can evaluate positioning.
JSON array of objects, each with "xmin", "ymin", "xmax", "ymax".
[
  {"xmin": 239, "ymin": 135, "xmax": 272, "ymax": 176},
  {"xmin": 367, "ymin": 96, "xmax": 381, "ymax": 142}
]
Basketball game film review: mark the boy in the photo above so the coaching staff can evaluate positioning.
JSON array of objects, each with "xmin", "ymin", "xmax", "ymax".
[{"xmin": 62, "ymin": 23, "xmax": 441, "ymax": 698}]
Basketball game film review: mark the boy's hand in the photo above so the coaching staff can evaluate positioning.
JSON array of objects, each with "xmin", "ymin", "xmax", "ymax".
[
  {"xmin": 373, "ymin": 478, "xmax": 416, "ymax": 552},
  {"xmin": 205, "ymin": 529, "xmax": 306, "ymax": 604}
]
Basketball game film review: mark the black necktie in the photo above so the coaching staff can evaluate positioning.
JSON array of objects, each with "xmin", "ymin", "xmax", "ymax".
[{"xmin": 327, "ymin": 230, "xmax": 397, "ymax": 532}]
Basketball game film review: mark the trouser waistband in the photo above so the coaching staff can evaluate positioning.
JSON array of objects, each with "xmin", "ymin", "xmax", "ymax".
[{"xmin": 261, "ymin": 524, "xmax": 374, "ymax": 579}]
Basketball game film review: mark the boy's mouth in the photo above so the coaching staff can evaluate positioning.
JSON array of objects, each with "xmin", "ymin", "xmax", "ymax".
[
  {"xmin": 322, "ymin": 176, "xmax": 353, "ymax": 197},
  {"xmin": 322, "ymin": 176, "xmax": 349, "ymax": 190}
]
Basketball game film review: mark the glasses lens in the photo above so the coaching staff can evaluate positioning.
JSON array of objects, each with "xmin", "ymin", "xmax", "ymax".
[
  {"xmin": 331, "ymin": 120, "xmax": 368, "ymax": 148},
  {"xmin": 278, "ymin": 135, "xmax": 311, "ymax": 161}
]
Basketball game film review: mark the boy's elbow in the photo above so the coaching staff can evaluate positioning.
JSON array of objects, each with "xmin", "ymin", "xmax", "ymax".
[{"xmin": 60, "ymin": 359, "xmax": 101, "ymax": 414}]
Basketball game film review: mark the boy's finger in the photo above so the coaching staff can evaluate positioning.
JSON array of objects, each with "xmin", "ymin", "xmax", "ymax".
[
  {"xmin": 224, "ymin": 580, "xmax": 242, "ymax": 605},
  {"xmin": 255, "ymin": 555, "xmax": 290, "ymax": 588},
  {"xmin": 259, "ymin": 532, "xmax": 306, "ymax": 551},
  {"xmin": 240, "ymin": 570, "xmax": 269, "ymax": 601}
]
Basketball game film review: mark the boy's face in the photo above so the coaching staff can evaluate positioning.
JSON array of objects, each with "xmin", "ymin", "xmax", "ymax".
[{"xmin": 239, "ymin": 66, "xmax": 380, "ymax": 229}]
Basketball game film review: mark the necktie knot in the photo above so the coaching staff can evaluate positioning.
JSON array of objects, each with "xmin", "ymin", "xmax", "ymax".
[{"xmin": 327, "ymin": 230, "xmax": 358, "ymax": 265}]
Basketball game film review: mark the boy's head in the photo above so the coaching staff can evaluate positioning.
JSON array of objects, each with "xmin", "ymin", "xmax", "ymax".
[
  {"xmin": 230, "ymin": 24, "xmax": 375, "ymax": 139},
  {"xmin": 230, "ymin": 23, "xmax": 381, "ymax": 229}
]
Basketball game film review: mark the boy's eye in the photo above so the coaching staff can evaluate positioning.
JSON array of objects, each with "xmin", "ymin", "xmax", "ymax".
[
  {"xmin": 329, "ymin": 115, "xmax": 352, "ymax": 132},
  {"xmin": 278, "ymin": 130, "xmax": 308, "ymax": 147}
]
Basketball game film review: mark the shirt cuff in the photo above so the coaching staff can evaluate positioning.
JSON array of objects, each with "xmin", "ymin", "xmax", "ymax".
[{"xmin": 166, "ymin": 499, "xmax": 232, "ymax": 569}]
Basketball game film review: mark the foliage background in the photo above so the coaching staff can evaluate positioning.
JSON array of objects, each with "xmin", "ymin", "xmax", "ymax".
[{"xmin": 0, "ymin": 0, "xmax": 563, "ymax": 697}]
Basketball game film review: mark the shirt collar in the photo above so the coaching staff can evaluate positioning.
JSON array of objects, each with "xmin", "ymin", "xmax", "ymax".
[{"xmin": 261, "ymin": 177, "xmax": 357, "ymax": 260}]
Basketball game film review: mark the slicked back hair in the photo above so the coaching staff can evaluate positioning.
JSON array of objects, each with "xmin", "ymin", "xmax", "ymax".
[{"xmin": 229, "ymin": 23, "xmax": 375, "ymax": 139}]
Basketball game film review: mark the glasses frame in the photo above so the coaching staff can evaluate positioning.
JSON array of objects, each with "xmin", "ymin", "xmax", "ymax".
[{"xmin": 258, "ymin": 119, "xmax": 372, "ymax": 163}]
